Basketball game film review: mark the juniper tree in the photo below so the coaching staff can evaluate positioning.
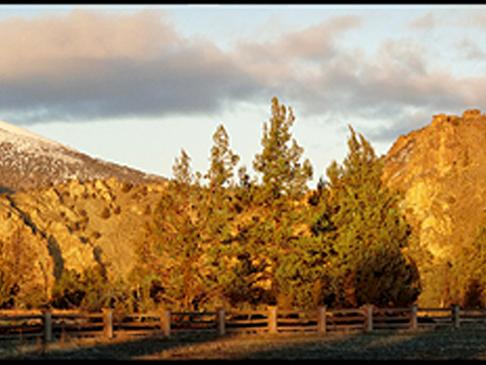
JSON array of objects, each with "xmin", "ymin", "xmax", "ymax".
[
  {"xmin": 138, "ymin": 128, "xmax": 244, "ymax": 310},
  {"xmin": 0, "ymin": 230, "xmax": 25, "ymax": 308},
  {"xmin": 313, "ymin": 127, "xmax": 420, "ymax": 307},
  {"xmin": 130, "ymin": 149, "xmax": 198, "ymax": 310},
  {"xmin": 145, "ymin": 149, "xmax": 208, "ymax": 310},
  {"xmin": 241, "ymin": 97, "xmax": 313, "ymax": 307},
  {"xmin": 206, "ymin": 125, "xmax": 240, "ymax": 192},
  {"xmin": 199, "ymin": 125, "xmax": 244, "ymax": 308},
  {"xmin": 465, "ymin": 226, "xmax": 486, "ymax": 306},
  {"xmin": 449, "ymin": 223, "xmax": 486, "ymax": 307},
  {"xmin": 0, "ymin": 229, "xmax": 48, "ymax": 308}
]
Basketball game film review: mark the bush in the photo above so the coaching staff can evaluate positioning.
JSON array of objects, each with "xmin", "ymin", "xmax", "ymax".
[{"xmin": 100, "ymin": 207, "xmax": 111, "ymax": 219}]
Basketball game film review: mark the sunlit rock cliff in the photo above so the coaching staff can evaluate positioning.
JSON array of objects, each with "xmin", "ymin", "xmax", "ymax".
[{"xmin": 383, "ymin": 109, "xmax": 486, "ymax": 306}]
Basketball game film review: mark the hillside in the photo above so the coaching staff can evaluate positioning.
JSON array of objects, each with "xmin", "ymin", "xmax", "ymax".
[
  {"xmin": 0, "ymin": 120, "xmax": 163, "ymax": 193},
  {"xmin": 0, "ymin": 120, "xmax": 168, "ymax": 307},
  {"xmin": 0, "ymin": 177, "xmax": 167, "ymax": 307},
  {"xmin": 383, "ymin": 109, "xmax": 486, "ymax": 306},
  {"xmin": 2, "ymin": 111, "xmax": 486, "ymax": 309}
]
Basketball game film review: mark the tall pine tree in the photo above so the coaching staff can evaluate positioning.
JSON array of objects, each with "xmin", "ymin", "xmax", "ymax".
[
  {"xmin": 136, "ymin": 149, "xmax": 207, "ymax": 310},
  {"xmin": 240, "ymin": 97, "xmax": 313, "ymax": 307},
  {"xmin": 199, "ymin": 125, "xmax": 244, "ymax": 308},
  {"xmin": 313, "ymin": 126, "xmax": 420, "ymax": 307},
  {"xmin": 135, "ymin": 126, "xmax": 244, "ymax": 311}
]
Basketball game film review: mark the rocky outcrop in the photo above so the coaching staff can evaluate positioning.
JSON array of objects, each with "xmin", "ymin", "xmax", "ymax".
[
  {"xmin": 383, "ymin": 109, "xmax": 486, "ymax": 306},
  {"xmin": 0, "ymin": 197, "xmax": 54, "ymax": 307},
  {"xmin": 0, "ymin": 177, "xmax": 168, "ymax": 306},
  {"xmin": 0, "ymin": 120, "xmax": 170, "ymax": 306}
]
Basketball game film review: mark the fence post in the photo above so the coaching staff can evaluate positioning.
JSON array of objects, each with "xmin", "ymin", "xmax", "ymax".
[
  {"xmin": 43, "ymin": 310, "xmax": 53, "ymax": 343},
  {"xmin": 268, "ymin": 306, "xmax": 278, "ymax": 334},
  {"xmin": 162, "ymin": 309, "xmax": 171, "ymax": 338},
  {"xmin": 317, "ymin": 306, "xmax": 327, "ymax": 335},
  {"xmin": 217, "ymin": 308, "xmax": 226, "ymax": 336},
  {"xmin": 365, "ymin": 305, "xmax": 373, "ymax": 333},
  {"xmin": 410, "ymin": 305, "xmax": 418, "ymax": 330},
  {"xmin": 103, "ymin": 308, "xmax": 113, "ymax": 339},
  {"xmin": 453, "ymin": 305, "xmax": 460, "ymax": 329}
]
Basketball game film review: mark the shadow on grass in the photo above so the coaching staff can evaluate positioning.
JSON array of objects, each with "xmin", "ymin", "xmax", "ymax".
[
  {"xmin": 4, "ymin": 327, "xmax": 486, "ymax": 360},
  {"xmin": 3, "ymin": 332, "xmax": 223, "ymax": 360},
  {"xmin": 242, "ymin": 327, "xmax": 486, "ymax": 360}
]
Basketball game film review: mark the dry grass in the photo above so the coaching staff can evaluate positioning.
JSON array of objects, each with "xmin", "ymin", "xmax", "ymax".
[{"xmin": 2, "ymin": 327, "xmax": 486, "ymax": 360}]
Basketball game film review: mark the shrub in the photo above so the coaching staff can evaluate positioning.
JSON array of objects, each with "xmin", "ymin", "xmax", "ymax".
[{"xmin": 100, "ymin": 207, "xmax": 111, "ymax": 219}]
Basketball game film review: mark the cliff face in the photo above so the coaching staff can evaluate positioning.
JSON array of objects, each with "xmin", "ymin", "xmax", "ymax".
[
  {"xmin": 383, "ymin": 109, "xmax": 486, "ymax": 306},
  {"xmin": 0, "ymin": 177, "xmax": 167, "ymax": 307},
  {"xmin": 0, "ymin": 120, "xmax": 170, "ymax": 307}
]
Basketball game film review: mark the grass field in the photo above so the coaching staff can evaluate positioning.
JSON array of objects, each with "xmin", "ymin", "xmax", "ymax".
[{"xmin": 1, "ymin": 327, "xmax": 486, "ymax": 360}]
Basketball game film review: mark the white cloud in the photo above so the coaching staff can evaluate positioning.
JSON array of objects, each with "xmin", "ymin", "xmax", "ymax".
[
  {"xmin": 0, "ymin": 8, "xmax": 484, "ymax": 149},
  {"xmin": 0, "ymin": 9, "xmax": 260, "ymax": 123}
]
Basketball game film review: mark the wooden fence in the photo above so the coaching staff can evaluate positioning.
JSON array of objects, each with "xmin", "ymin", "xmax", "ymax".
[{"xmin": 1, "ymin": 305, "xmax": 485, "ymax": 343}]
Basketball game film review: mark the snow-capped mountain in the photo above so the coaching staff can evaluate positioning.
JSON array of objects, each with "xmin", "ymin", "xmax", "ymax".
[{"xmin": 0, "ymin": 120, "xmax": 163, "ymax": 192}]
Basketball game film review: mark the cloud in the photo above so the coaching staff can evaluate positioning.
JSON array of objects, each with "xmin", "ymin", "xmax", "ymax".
[
  {"xmin": 465, "ymin": 12, "xmax": 486, "ymax": 28},
  {"xmin": 456, "ymin": 38, "xmax": 486, "ymax": 59},
  {"xmin": 0, "ymin": 8, "xmax": 484, "ymax": 145},
  {"xmin": 0, "ymin": 10, "xmax": 179, "ymax": 78},
  {"xmin": 0, "ymin": 9, "xmax": 261, "ymax": 123},
  {"xmin": 0, "ymin": 11, "xmax": 364, "ymax": 124},
  {"xmin": 409, "ymin": 12, "xmax": 437, "ymax": 29},
  {"xmin": 361, "ymin": 108, "xmax": 435, "ymax": 142},
  {"xmin": 230, "ymin": 30, "xmax": 486, "ymax": 143},
  {"xmin": 409, "ymin": 10, "xmax": 486, "ymax": 30},
  {"xmin": 232, "ymin": 15, "xmax": 361, "ymax": 85}
]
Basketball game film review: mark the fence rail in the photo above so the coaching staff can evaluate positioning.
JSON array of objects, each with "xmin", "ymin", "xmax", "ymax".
[{"xmin": 1, "ymin": 305, "xmax": 485, "ymax": 343}]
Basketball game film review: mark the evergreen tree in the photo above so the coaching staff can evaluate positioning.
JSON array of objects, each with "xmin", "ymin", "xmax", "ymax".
[
  {"xmin": 206, "ymin": 125, "xmax": 240, "ymax": 192},
  {"xmin": 51, "ymin": 265, "xmax": 131, "ymax": 312},
  {"xmin": 137, "ymin": 131, "xmax": 244, "ymax": 310},
  {"xmin": 253, "ymin": 97, "xmax": 313, "ymax": 202},
  {"xmin": 467, "ymin": 226, "xmax": 486, "ymax": 306},
  {"xmin": 51, "ymin": 269, "xmax": 85, "ymax": 309},
  {"xmin": 199, "ymin": 125, "xmax": 244, "ymax": 308},
  {"xmin": 240, "ymin": 97, "xmax": 313, "ymax": 307},
  {"xmin": 147, "ymin": 149, "xmax": 207, "ymax": 310},
  {"xmin": 313, "ymin": 126, "xmax": 420, "ymax": 307},
  {"xmin": 449, "ymin": 223, "xmax": 486, "ymax": 307},
  {"xmin": 0, "ymin": 228, "xmax": 48, "ymax": 309}
]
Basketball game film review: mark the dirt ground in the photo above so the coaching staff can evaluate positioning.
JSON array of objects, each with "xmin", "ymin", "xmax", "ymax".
[{"xmin": 2, "ymin": 327, "xmax": 486, "ymax": 360}]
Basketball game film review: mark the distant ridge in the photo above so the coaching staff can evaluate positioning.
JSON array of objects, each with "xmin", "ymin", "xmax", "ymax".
[{"xmin": 0, "ymin": 120, "xmax": 164, "ymax": 192}]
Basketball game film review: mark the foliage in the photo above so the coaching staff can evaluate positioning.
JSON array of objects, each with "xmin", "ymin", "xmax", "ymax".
[
  {"xmin": 10, "ymin": 97, "xmax": 486, "ymax": 312},
  {"xmin": 50, "ymin": 269, "xmax": 85, "ymax": 309},
  {"xmin": 236, "ymin": 97, "xmax": 313, "ymax": 307},
  {"xmin": 51, "ymin": 265, "xmax": 133, "ymax": 312},
  {"xmin": 135, "ymin": 125, "xmax": 243, "ymax": 311},
  {"xmin": 448, "ymin": 224, "xmax": 486, "ymax": 307},
  {"xmin": 136, "ymin": 149, "xmax": 203, "ymax": 310},
  {"xmin": 311, "ymin": 127, "xmax": 420, "ymax": 307},
  {"xmin": 0, "ymin": 228, "xmax": 48, "ymax": 309},
  {"xmin": 253, "ymin": 97, "xmax": 313, "ymax": 202},
  {"xmin": 129, "ymin": 98, "xmax": 423, "ymax": 311}
]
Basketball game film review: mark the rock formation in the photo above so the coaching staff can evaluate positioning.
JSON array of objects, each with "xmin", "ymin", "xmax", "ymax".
[
  {"xmin": 0, "ymin": 177, "xmax": 168, "ymax": 307},
  {"xmin": 0, "ymin": 120, "xmax": 168, "ymax": 306},
  {"xmin": 383, "ymin": 109, "xmax": 486, "ymax": 306}
]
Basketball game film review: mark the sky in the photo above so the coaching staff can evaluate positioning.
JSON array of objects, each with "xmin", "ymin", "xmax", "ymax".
[{"xmin": 0, "ymin": 4, "xmax": 485, "ymax": 184}]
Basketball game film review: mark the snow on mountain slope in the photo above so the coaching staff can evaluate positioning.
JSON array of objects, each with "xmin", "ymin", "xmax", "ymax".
[
  {"xmin": 0, "ymin": 120, "xmax": 63, "ymax": 145},
  {"xmin": 0, "ymin": 120, "xmax": 163, "ymax": 192}
]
